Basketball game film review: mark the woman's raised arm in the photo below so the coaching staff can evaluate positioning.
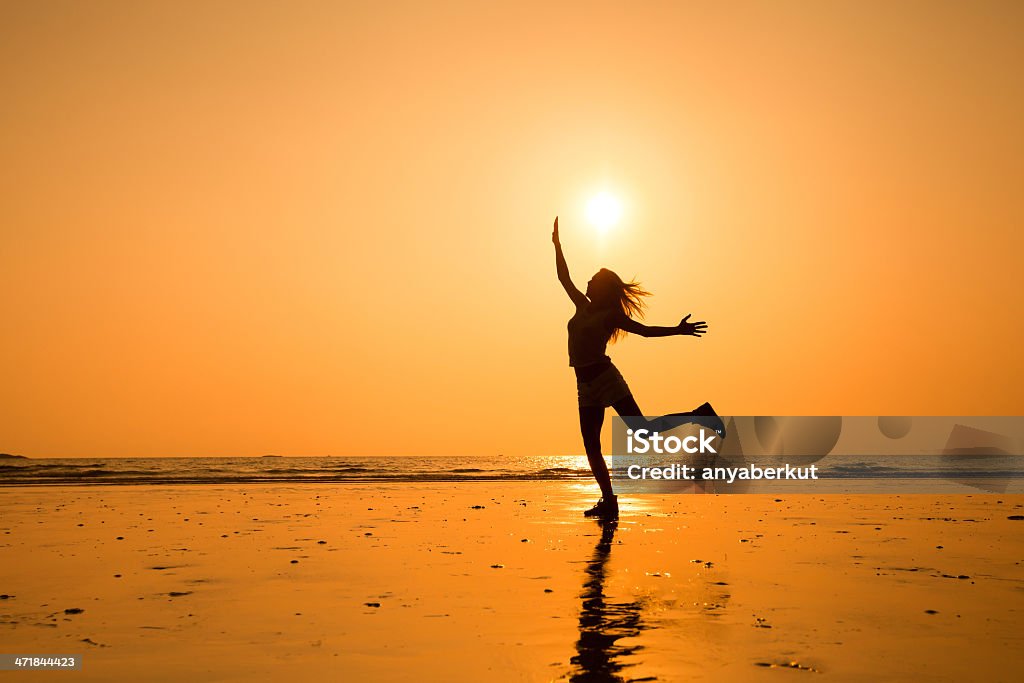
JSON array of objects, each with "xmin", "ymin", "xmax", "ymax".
[{"xmin": 553, "ymin": 216, "xmax": 588, "ymax": 307}]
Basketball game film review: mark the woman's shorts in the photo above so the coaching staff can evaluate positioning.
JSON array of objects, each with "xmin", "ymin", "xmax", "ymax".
[{"xmin": 577, "ymin": 363, "xmax": 632, "ymax": 408}]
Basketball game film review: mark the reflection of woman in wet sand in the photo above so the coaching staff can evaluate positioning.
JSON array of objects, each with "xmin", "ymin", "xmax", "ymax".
[
  {"xmin": 553, "ymin": 216, "xmax": 723, "ymax": 518},
  {"xmin": 570, "ymin": 520, "xmax": 644, "ymax": 682}
]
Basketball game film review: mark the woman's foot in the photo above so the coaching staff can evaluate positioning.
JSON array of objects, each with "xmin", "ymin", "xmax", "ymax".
[
  {"xmin": 660, "ymin": 403, "xmax": 727, "ymax": 439},
  {"xmin": 691, "ymin": 402, "xmax": 726, "ymax": 439},
  {"xmin": 583, "ymin": 495, "xmax": 619, "ymax": 518}
]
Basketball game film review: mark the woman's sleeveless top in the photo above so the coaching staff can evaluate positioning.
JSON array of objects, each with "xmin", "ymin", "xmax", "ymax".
[{"xmin": 567, "ymin": 305, "xmax": 613, "ymax": 367}]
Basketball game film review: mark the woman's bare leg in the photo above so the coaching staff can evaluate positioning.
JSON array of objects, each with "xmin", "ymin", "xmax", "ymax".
[
  {"xmin": 612, "ymin": 394, "xmax": 660, "ymax": 432},
  {"xmin": 579, "ymin": 405, "xmax": 614, "ymax": 499}
]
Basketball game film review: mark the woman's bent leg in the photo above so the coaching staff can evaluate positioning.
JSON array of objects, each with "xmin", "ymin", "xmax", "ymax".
[
  {"xmin": 579, "ymin": 405, "xmax": 614, "ymax": 499},
  {"xmin": 615, "ymin": 396, "xmax": 725, "ymax": 438}
]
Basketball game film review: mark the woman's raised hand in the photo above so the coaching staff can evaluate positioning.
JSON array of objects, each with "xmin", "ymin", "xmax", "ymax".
[
  {"xmin": 678, "ymin": 314, "xmax": 708, "ymax": 337},
  {"xmin": 552, "ymin": 216, "xmax": 560, "ymax": 246}
]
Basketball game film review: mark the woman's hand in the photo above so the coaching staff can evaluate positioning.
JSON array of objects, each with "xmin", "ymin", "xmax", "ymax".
[
  {"xmin": 678, "ymin": 314, "xmax": 708, "ymax": 337},
  {"xmin": 552, "ymin": 216, "xmax": 560, "ymax": 246}
]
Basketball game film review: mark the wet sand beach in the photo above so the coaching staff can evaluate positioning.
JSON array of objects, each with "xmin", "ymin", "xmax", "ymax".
[{"xmin": 1, "ymin": 484, "xmax": 1022, "ymax": 681}]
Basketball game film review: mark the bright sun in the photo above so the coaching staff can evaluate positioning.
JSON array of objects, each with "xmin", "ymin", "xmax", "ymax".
[{"xmin": 585, "ymin": 192, "xmax": 622, "ymax": 233}]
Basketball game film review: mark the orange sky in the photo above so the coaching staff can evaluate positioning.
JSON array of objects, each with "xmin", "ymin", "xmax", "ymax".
[{"xmin": 2, "ymin": 1, "xmax": 1022, "ymax": 458}]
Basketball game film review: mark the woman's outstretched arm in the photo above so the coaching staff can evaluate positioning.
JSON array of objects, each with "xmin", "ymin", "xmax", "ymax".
[
  {"xmin": 552, "ymin": 216, "xmax": 588, "ymax": 307},
  {"xmin": 615, "ymin": 313, "xmax": 708, "ymax": 338}
]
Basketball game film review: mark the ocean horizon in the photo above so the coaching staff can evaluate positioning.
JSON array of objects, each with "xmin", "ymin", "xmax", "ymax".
[{"xmin": 2, "ymin": 454, "xmax": 1022, "ymax": 489}]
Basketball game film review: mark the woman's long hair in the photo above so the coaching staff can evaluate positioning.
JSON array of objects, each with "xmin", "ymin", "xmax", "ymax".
[{"xmin": 591, "ymin": 268, "xmax": 651, "ymax": 343}]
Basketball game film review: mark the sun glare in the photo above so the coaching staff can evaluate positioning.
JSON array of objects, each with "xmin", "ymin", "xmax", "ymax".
[{"xmin": 585, "ymin": 192, "xmax": 622, "ymax": 233}]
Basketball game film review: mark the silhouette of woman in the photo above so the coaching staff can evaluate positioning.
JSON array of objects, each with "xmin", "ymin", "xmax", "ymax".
[{"xmin": 553, "ymin": 216, "xmax": 723, "ymax": 517}]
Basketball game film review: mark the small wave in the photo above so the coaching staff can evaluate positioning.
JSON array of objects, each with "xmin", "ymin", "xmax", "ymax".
[
  {"xmin": 263, "ymin": 468, "xmax": 324, "ymax": 475},
  {"xmin": 538, "ymin": 467, "xmax": 591, "ymax": 476},
  {"xmin": 0, "ymin": 462, "xmax": 108, "ymax": 472},
  {"xmin": 827, "ymin": 463, "xmax": 902, "ymax": 475},
  {"xmin": 6, "ymin": 468, "xmax": 158, "ymax": 479}
]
